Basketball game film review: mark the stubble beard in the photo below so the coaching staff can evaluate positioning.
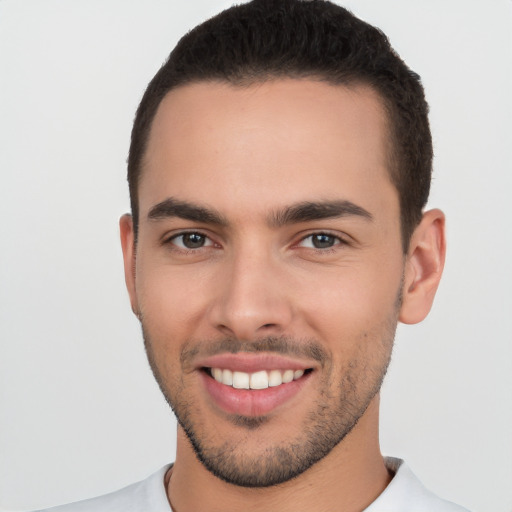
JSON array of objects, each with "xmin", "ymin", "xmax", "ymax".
[{"xmin": 142, "ymin": 312, "xmax": 397, "ymax": 488}]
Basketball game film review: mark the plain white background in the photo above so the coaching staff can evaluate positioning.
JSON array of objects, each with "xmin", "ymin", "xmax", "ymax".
[{"xmin": 0, "ymin": 1, "xmax": 511, "ymax": 511}]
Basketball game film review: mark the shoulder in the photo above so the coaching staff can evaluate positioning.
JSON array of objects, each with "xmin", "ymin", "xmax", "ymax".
[
  {"xmin": 365, "ymin": 457, "xmax": 471, "ymax": 512},
  {"xmin": 32, "ymin": 465, "xmax": 173, "ymax": 512}
]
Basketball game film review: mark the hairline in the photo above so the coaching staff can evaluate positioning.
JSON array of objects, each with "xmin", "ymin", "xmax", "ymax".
[{"xmin": 133, "ymin": 74, "xmax": 410, "ymax": 250}]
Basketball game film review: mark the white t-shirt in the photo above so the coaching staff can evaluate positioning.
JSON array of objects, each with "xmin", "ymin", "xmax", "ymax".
[{"xmin": 36, "ymin": 458, "xmax": 470, "ymax": 512}]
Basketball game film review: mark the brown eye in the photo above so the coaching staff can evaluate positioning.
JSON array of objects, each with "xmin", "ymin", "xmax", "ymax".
[
  {"xmin": 171, "ymin": 232, "xmax": 212, "ymax": 249},
  {"xmin": 183, "ymin": 233, "xmax": 205, "ymax": 248}
]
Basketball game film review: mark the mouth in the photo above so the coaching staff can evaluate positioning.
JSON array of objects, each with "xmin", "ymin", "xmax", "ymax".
[
  {"xmin": 196, "ymin": 354, "xmax": 315, "ymax": 417},
  {"xmin": 204, "ymin": 367, "xmax": 312, "ymax": 389}
]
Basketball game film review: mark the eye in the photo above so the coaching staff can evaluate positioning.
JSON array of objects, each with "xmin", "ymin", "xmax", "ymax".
[
  {"xmin": 170, "ymin": 232, "xmax": 214, "ymax": 249},
  {"xmin": 298, "ymin": 233, "xmax": 342, "ymax": 249}
]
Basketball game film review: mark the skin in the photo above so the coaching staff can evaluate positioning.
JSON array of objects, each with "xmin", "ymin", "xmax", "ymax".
[{"xmin": 120, "ymin": 79, "xmax": 445, "ymax": 512}]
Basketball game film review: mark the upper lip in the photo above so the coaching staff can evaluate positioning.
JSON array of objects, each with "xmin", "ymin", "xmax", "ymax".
[{"xmin": 195, "ymin": 353, "xmax": 316, "ymax": 373}]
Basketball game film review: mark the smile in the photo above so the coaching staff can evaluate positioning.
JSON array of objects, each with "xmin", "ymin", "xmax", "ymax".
[
  {"xmin": 207, "ymin": 368, "xmax": 308, "ymax": 389},
  {"xmin": 197, "ymin": 353, "xmax": 316, "ymax": 417}
]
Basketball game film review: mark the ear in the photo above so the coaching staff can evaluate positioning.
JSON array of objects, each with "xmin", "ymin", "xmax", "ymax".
[
  {"xmin": 399, "ymin": 209, "xmax": 446, "ymax": 324},
  {"xmin": 119, "ymin": 214, "xmax": 139, "ymax": 317}
]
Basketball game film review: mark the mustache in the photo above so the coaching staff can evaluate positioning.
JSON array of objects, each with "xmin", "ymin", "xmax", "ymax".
[{"xmin": 179, "ymin": 336, "xmax": 329, "ymax": 368}]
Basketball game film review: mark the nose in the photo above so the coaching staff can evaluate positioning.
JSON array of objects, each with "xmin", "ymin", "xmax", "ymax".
[{"xmin": 209, "ymin": 249, "xmax": 293, "ymax": 341}]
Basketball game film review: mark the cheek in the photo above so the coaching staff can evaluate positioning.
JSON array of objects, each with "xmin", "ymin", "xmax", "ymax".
[
  {"xmin": 296, "ymin": 261, "xmax": 403, "ymax": 342},
  {"xmin": 136, "ymin": 263, "xmax": 210, "ymax": 342}
]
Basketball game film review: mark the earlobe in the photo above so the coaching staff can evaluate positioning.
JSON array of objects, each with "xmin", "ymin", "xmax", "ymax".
[
  {"xmin": 399, "ymin": 209, "xmax": 446, "ymax": 325},
  {"xmin": 119, "ymin": 214, "xmax": 139, "ymax": 318}
]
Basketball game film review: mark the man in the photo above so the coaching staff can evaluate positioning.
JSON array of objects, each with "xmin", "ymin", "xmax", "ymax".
[{"xmin": 38, "ymin": 0, "xmax": 468, "ymax": 510}]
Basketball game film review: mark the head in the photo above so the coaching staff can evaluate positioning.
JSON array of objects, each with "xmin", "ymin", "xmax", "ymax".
[
  {"xmin": 121, "ymin": 0, "xmax": 445, "ymax": 490},
  {"xmin": 127, "ymin": 0, "xmax": 432, "ymax": 253}
]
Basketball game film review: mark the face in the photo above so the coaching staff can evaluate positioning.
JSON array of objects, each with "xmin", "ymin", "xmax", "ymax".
[{"xmin": 123, "ymin": 80, "xmax": 406, "ymax": 486}]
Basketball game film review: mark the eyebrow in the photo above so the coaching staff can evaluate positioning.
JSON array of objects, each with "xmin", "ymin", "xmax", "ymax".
[
  {"xmin": 147, "ymin": 197, "xmax": 373, "ymax": 228},
  {"xmin": 147, "ymin": 197, "xmax": 228, "ymax": 226},
  {"xmin": 268, "ymin": 200, "xmax": 373, "ymax": 227}
]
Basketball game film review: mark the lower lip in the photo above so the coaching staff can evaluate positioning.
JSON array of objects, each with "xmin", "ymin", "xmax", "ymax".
[{"xmin": 201, "ymin": 371, "xmax": 311, "ymax": 417}]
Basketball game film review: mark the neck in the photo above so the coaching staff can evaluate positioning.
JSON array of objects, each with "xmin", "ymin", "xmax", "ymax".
[{"xmin": 166, "ymin": 397, "xmax": 391, "ymax": 512}]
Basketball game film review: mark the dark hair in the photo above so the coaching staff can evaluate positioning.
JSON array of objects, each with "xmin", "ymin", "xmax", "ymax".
[{"xmin": 128, "ymin": 0, "xmax": 432, "ymax": 251}]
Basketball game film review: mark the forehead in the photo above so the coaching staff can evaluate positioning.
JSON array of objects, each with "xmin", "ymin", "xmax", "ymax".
[{"xmin": 140, "ymin": 79, "xmax": 397, "ymax": 222}]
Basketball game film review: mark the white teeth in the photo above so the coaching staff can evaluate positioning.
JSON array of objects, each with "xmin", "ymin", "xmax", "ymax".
[
  {"xmin": 222, "ymin": 369, "xmax": 233, "ymax": 386},
  {"xmin": 211, "ymin": 367, "xmax": 307, "ymax": 389},
  {"xmin": 282, "ymin": 369, "xmax": 294, "ymax": 383},
  {"xmin": 268, "ymin": 370, "xmax": 283, "ymax": 387},
  {"xmin": 250, "ymin": 370, "xmax": 269, "ymax": 390},
  {"xmin": 232, "ymin": 371, "xmax": 250, "ymax": 389},
  {"xmin": 294, "ymin": 369, "xmax": 304, "ymax": 379}
]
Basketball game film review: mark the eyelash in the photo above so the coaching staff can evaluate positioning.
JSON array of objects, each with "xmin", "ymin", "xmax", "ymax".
[
  {"xmin": 297, "ymin": 232, "xmax": 347, "ymax": 252},
  {"xmin": 164, "ymin": 230, "xmax": 348, "ymax": 253},
  {"xmin": 165, "ymin": 231, "xmax": 215, "ymax": 251}
]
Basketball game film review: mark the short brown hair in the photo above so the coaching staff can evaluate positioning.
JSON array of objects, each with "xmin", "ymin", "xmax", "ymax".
[{"xmin": 128, "ymin": 0, "xmax": 432, "ymax": 251}]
